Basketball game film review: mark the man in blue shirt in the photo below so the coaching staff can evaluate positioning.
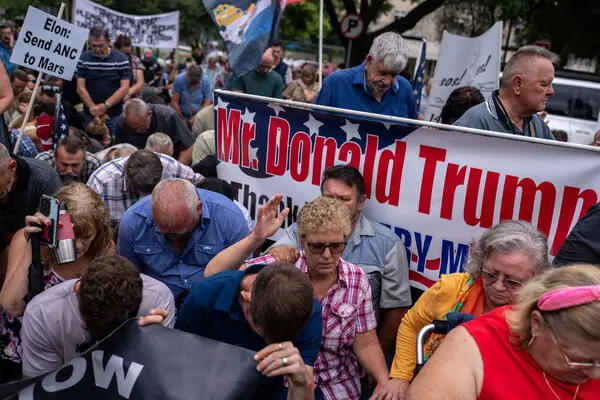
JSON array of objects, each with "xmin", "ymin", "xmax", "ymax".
[
  {"xmin": 171, "ymin": 65, "xmax": 212, "ymax": 125},
  {"xmin": 117, "ymin": 178, "xmax": 248, "ymax": 304},
  {"xmin": 176, "ymin": 263, "xmax": 322, "ymax": 400},
  {"xmin": 0, "ymin": 23, "xmax": 17, "ymax": 76},
  {"xmin": 76, "ymin": 26, "xmax": 131, "ymax": 136},
  {"xmin": 315, "ymin": 32, "xmax": 417, "ymax": 119}
]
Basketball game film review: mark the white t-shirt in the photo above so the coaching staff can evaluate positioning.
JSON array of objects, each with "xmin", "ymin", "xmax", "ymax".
[{"xmin": 21, "ymin": 274, "xmax": 175, "ymax": 377}]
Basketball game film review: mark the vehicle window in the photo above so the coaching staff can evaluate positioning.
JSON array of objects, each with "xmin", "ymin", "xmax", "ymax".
[
  {"xmin": 571, "ymin": 87, "xmax": 600, "ymax": 121},
  {"xmin": 545, "ymin": 83, "xmax": 572, "ymax": 116}
]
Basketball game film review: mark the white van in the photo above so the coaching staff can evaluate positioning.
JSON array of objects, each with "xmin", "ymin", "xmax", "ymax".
[{"xmin": 545, "ymin": 76, "xmax": 600, "ymax": 144}]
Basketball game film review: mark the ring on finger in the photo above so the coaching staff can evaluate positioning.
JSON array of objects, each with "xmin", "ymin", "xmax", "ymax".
[{"xmin": 282, "ymin": 357, "xmax": 288, "ymax": 366}]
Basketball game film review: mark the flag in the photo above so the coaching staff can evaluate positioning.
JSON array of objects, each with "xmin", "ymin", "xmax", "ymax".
[
  {"xmin": 412, "ymin": 39, "xmax": 427, "ymax": 115},
  {"xmin": 53, "ymin": 102, "xmax": 69, "ymax": 149},
  {"xmin": 203, "ymin": 0, "xmax": 286, "ymax": 77}
]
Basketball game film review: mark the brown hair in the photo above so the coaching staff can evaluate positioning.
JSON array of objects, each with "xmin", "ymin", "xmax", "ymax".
[
  {"xmin": 58, "ymin": 136, "xmax": 86, "ymax": 155},
  {"xmin": 125, "ymin": 150, "xmax": 163, "ymax": 196},
  {"xmin": 86, "ymin": 119, "xmax": 109, "ymax": 138},
  {"xmin": 77, "ymin": 254, "xmax": 143, "ymax": 341},
  {"xmin": 250, "ymin": 263, "xmax": 314, "ymax": 343}
]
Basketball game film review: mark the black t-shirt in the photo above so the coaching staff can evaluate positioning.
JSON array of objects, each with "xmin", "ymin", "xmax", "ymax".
[
  {"xmin": 554, "ymin": 202, "xmax": 600, "ymax": 266},
  {"xmin": 114, "ymin": 104, "xmax": 194, "ymax": 159},
  {"xmin": 141, "ymin": 59, "xmax": 161, "ymax": 85},
  {"xmin": 0, "ymin": 157, "xmax": 62, "ymax": 252}
]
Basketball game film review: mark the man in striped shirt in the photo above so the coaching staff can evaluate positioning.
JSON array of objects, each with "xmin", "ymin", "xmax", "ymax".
[{"xmin": 76, "ymin": 26, "xmax": 130, "ymax": 137}]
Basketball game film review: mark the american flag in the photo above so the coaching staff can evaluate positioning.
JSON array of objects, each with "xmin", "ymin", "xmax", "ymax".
[
  {"xmin": 53, "ymin": 102, "xmax": 69, "ymax": 149},
  {"xmin": 412, "ymin": 39, "xmax": 427, "ymax": 115}
]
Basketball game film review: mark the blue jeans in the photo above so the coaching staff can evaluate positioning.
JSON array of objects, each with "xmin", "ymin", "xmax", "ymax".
[{"xmin": 83, "ymin": 110, "xmax": 119, "ymax": 138}]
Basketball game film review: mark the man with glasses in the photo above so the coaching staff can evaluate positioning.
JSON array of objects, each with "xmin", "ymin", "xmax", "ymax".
[
  {"xmin": 115, "ymin": 98, "xmax": 194, "ymax": 165},
  {"xmin": 232, "ymin": 49, "xmax": 284, "ymax": 99},
  {"xmin": 171, "ymin": 65, "xmax": 212, "ymax": 127},
  {"xmin": 117, "ymin": 178, "xmax": 249, "ymax": 306}
]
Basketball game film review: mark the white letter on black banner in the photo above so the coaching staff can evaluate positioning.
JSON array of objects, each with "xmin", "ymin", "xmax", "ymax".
[{"xmin": 91, "ymin": 350, "xmax": 144, "ymax": 399}]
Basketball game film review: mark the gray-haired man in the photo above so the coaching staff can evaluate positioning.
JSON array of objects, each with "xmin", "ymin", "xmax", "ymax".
[{"xmin": 315, "ymin": 32, "xmax": 417, "ymax": 119}]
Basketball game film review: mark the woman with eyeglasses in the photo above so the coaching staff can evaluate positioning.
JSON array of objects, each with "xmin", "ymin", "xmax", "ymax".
[
  {"xmin": 408, "ymin": 263, "xmax": 600, "ymax": 399},
  {"xmin": 204, "ymin": 195, "xmax": 395, "ymax": 400},
  {"xmin": 386, "ymin": 220, "xmax": 550, "ymax": 398}
]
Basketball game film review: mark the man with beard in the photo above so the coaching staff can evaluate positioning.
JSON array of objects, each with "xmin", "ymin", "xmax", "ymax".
[
  {"xmin": 315, "ymin": 32, "xmax": 417, "ymax": 119},
  {"xmin": 0, "ymin": 22, "xmax": 17, "ymax": 75},
  {"xmin": 76, "ymin": 26, "xmax": 131, "ymax": 136},
  {"xmin": 232, "ymin": 49, "xmax": 284, "ymax": 99},
  {"xmin": 454, "ymin": 45, "xmax": 556, "ymax": 140},
  {"xmin": 35, "ymin": 136, "xmax": 100, "ymax": 185}
]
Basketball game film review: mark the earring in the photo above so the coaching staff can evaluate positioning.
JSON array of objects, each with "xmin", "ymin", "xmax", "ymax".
[{"xmin": 527, "ymin": 335, "xmax": 536, "ymax": 348}]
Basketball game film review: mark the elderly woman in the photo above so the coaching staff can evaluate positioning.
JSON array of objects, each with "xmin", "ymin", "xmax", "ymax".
[
  {"xmin": 205, "ymin": 195, "xmax": 395, "ymax": 400},
  {"xmin": 408, "ymin": 263, "xmax": 600, "ymax": 399},
  {"xmin": 284, "ymin": 64, "xmax": 319, "ymax": 103},
  {"xmin": 387, "ymin": 220, "xmax": 550, "ymax": 397},
  {"xmin": 0, "ymin": 183, "xmax": 112, "ymax": 382}
]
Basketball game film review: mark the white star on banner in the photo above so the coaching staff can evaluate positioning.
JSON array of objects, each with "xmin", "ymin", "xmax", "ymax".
[
  {"xmin": 303, "ymin": 114, "xmax": 323, "ymax": 137},
  {"xmin": 267, "ymin": 103, "xmax": 285, "ymax": 117},
  {"xmin": 215, "ymin": 97, "xmax": 229, "ymax": 111},
  {"xmin": 382, "ymin": 122, "xmax": 392, "ymax": 130},
  {"xmin": 341, "ymin": 119, "xmax": 361, "ymax": 142},
  {"xmin": 249, "ymin": 141, "xmax": 259, "ymax": 161},
  {"xmin": 241, "ymin": 108, "xmax": 256, "ymax": 125}
]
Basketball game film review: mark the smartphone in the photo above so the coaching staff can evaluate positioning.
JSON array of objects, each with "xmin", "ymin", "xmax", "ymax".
[{"xmin": 38, "ymin": 195, "xmax": 60, "ymax": 248}]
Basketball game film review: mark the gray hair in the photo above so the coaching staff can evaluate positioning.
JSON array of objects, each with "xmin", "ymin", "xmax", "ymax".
[
  {"xmin": 123, "ymin": 98, "xmax": 150, "ymax": 118},
  {"xmin": 145, "ymin": 133, "xmax": 173, "ymax": 155},
  {"xmin": 150, "ymin": 178, "xmax": 198, "ymax": 229},
  {"xmin": 368, "ymin": 32, "xmax": 409, "ymax": 74},
  {"xmin": 0, "ymin": 143, "xmax": 10, "ymax": 168},
  {"xmin": 465, "ymin": 220, "xmax": 550, "ymax": 279},
  {"xmin": 501, "ymin": 45, "xmax": 557, "ymax": 88}
]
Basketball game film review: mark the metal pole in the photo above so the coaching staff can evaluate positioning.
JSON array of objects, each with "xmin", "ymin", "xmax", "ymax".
[
  {"xmin": 345, "ymin": 40, "xmax": 352, "ymax": 67},
  {"xmin": 318, "ymin": 0, "xmax": 323, "ymax": 89}
]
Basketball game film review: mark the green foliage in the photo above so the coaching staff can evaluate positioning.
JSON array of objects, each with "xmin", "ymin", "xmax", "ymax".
[{"xmin": 280, "ymin": 0, "xmax": 331, "ymax": 41}]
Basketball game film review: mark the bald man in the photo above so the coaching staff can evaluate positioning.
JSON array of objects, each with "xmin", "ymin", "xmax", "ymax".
[
  {"xmin": 232, "ymin": 49, "xmax": 284, "ymax": 98},
  {"xmin": 455, "ymin": 45, "xmax": 556, "ymax": 140},
  {"xmin": 117, "ymin": 178, "xmax": 248, "ymax": 304}
]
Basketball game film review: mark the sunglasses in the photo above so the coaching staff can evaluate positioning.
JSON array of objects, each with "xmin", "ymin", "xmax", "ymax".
[
  {"xmin": 479, "ymin": 268, "xmax": 525, "ymax": 291},
  {"xmin": 304, "ymin": 241, "xmax": 346, "ymax": 255}
]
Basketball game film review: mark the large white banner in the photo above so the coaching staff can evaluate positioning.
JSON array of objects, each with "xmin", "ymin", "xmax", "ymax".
[
  {"xmin": 215, "ymin": 91, "xmax": 600, "ymax": 290},
  {"xmin": 425, "ymin": 21, "xmax": 502, "ymax": 122},
  {"xmin": 11, "ymin": 7, "xmax": 88, "ymax": 80},
  {"xmin": 74, "ymin": 0, "xmax": 179, "ymax": 49}
]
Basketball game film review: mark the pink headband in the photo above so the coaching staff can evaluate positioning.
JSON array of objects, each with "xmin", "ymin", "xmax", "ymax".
[{"xmin": 537, "ymin": 285, "xmax": 600, "ymax": 311}]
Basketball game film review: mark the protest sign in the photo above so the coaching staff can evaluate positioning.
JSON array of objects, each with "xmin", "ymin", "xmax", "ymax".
[
  {"xmin": 425, "ymin": 21, "xmax": 502, "ymax": 123},
  {"xmin": 10, "ymin": 6, "xmax": 88, "ymax": 80},
  {"xmin": 0, "ymin": 320, "xmax": 262, "ymax": 399},
  {"xmin": 74, "ymin": 0, "xmax": 179, "ymax": 49},
  {"xmin": 214, "ymin": 91, "xmax": 600, "ymax": 291}
]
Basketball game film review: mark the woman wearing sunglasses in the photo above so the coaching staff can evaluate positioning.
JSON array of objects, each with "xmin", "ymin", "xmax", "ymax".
[
  {"xmin": 408, "ymin": 263, "xmax": 600, "ymax": 399},
  {"xmin": 204, "ymin": 195, "xmax": 395, "ymax": 399},
  {"xmin": 387, "ymin": 220, "xmax": 550, "ymax": 398}
]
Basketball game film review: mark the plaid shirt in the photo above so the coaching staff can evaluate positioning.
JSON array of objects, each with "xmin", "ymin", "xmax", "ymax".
[
  {"xmin": 10, "ymin": 129, "xmax": 39, "ymax": 158},
  {"xmin": 35, "ymin": 150, "xmax": 101, "ymax": 183},
  {"xmin": 87, "ymin": 153, "xmax": 201, "ymax": 226},
  {"xmin": 246, "ymin": 253, "xmax": 377, "ymax": 400}
]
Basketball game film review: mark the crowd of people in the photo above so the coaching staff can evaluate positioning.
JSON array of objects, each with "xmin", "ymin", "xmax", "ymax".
[{"xmin": 0, "ymin": 19, "xmax": 598, "ymax": 400}]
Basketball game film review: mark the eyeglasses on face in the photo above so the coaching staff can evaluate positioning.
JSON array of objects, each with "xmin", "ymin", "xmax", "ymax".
[
  {"xmin": 304, "ymin": 241, "xmax": 346, "ymax": 255},
  {"xmin": 479, "ymin": 268, "xmax": 525, "ymax": 291},
  {"xmin": 548, "ymin": 328, "xmax": 600, "ymax": 369}
]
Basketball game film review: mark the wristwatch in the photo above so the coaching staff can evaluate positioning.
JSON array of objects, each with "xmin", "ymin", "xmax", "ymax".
[{"xmin": 103, "ymin": 102, "xmax": 110, "ymax": 110}]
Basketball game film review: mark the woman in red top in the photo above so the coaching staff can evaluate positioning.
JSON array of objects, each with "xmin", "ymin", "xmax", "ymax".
[{"xmin": 408, "ymin": 264, "xmax": 600, "ymax": 399}]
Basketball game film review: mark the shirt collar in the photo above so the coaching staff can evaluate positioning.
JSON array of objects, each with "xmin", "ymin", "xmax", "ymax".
[
  {"xmin": 214, "ymin": 264, "xmax": 265, "ymax": 321},
  {"xmin": 349, "ymin": 212, "xmax": 375, "ymax": 246},
  {"xmin": 490, "ymin": 90, "xmax": 533, "ymax": 131},
  {"xmin": 296, "ymin": 253, "xmax": 350, "ymax": 288},
  {"xmin": 353, "ymin": 61, "xmax": 400, "ymax": 97}
]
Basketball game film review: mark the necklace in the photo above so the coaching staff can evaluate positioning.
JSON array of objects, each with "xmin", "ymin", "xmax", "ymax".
[{"xmin": 543, "ymin": 372, "xmax": 580, "ymax": 400}]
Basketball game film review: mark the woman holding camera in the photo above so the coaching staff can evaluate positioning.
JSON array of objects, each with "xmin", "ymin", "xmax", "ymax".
[{"xmin": 0, "ymin": 183, "xmax": 112, "ymax": 382}]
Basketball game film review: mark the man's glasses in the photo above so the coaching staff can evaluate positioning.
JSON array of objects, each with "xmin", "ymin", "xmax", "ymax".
[
  {"xmin": 479, "ymin": 268, "xmax": 525, "ymax": 291},
  {"xmin": 304, "ymin": 241, "xmax": 346, "ymax": 255},
  {"xmin": 548, "ymin": 328, "xmax": 600, "ymax": 369}
]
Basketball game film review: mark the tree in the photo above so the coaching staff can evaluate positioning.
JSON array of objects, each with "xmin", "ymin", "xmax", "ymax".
[{"xmin": 280, "ymin": 0, "xmax": 331, "ymax": 41}]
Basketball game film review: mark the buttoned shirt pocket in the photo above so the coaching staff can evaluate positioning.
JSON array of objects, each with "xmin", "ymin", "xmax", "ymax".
[
  {"xmin": 324, "ymin": 303, "xmax": 358, "ymax": 349},
  {"xmin": 134, "ymin": 244, "xmax": 166, "ymax": 272}
]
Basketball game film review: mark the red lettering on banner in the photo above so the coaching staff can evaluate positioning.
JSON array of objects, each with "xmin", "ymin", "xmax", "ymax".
[
  {"xmin": 500, "ymin": 176, "xmax": 556, "ymax": 236},
  {"xmin": 418, "ymin": 146, "xmax": 447, "ymax": 215},
  {"xmin": 311, "ymin": 136, "xmax": 337, "ymax": 186},
  {"xmin": 265, "ymin": 117, "xmax": 290, "ymax": 176},
  {"xmin": 440, "ymin": 163, "xmax": 467, "ymax": 220},
  {"xmin": 464, "ymin": 169, "xmax": 500, "ymax": 228},
  {"xmin": 375, "ymin": 140, "xmax": 406, "ymax": 207},
  {"xmin": 339, "ymin": 141, "xmax": 362, "ymax": 170},
  {"xmin": 240, "ymin": 122, "xmax": 256, "ymax": 168},
  {"xmin": 217, "ymin": 108, "xmax": 241, "ymax": 164},
  {"xmin": 362, "ymin": 135, "xmax": 379, "ymax": 199},
  {"xmin": 290, "ymin": 132, "xmax": 311, "ymax": 182},
  {"xmin": 552, "ymin": 187, "xmax": 597, "ymax": 255}
]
